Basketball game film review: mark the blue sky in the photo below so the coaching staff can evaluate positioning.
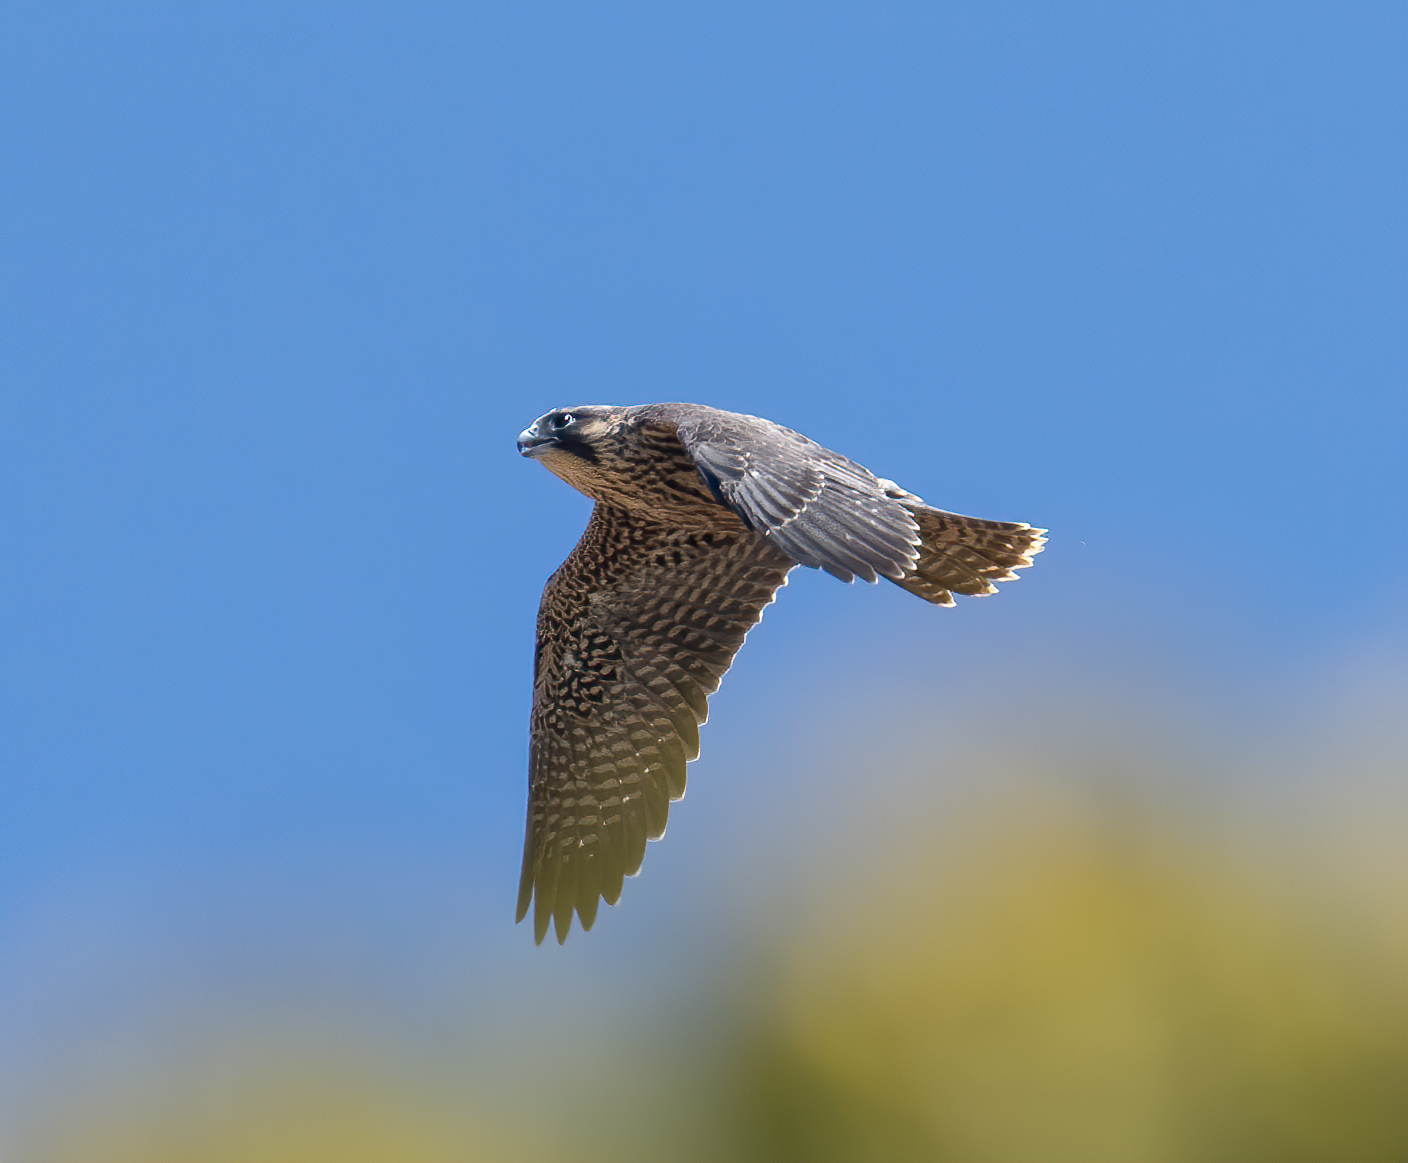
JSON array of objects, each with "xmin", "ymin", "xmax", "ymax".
[{"xmin": 3, "ymin": 1, "xmax": 1404, "ymax": 1145}]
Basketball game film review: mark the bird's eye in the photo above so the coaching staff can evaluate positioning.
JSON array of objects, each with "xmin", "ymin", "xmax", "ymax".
[{"xmin": 552, "ymin": 413, "xmax": 576, "ymax": 430}]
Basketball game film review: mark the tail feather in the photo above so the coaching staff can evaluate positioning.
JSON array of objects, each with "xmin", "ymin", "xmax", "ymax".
[{"xmin": 889, "ymin": 504, "xmax": 1046, "ymax": 606}]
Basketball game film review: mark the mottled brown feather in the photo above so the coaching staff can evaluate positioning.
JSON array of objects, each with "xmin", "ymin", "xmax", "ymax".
[{"xmin": 518, "ymin": 502, "xmax": 794, "ymax": 943}]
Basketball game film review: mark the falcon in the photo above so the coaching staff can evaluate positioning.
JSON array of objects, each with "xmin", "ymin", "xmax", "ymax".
[{"xmin": 516, "ymin": 403, "xmax": 1045, "ymax": 943}]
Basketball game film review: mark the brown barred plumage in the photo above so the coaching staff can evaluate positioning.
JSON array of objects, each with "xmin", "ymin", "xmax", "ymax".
[{"xmin": 516, "ymin": 403, "xmax": 1045, "ymax": 942}]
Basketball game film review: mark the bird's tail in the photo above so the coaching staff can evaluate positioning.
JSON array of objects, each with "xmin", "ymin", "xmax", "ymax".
[{"xmin": 888, "ymin": 501, "xmax": 1047, "ymax": 606}]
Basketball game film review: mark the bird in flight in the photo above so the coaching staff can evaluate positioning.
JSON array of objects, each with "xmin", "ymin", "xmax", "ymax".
[{"xmin": 516, "ymin": 403, "xmax": 1045, "ymax": 943}]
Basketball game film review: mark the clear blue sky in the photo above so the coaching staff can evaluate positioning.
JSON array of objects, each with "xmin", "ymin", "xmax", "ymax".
[{"xmin": 3, "ymin": 0, "xmax": 1404, "ymax": 1132}]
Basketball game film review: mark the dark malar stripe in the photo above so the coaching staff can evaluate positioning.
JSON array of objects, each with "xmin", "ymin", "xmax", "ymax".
[{"xmin": 556, "ymin": 436, "xmax": 599, "ymax": 464}]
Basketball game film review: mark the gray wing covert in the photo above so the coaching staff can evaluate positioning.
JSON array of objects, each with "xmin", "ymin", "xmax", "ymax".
[
  {"xmin": 518, "ymin": 504, "xmax": 794, "ymax": 944},
  {"xmin": 671, "ymin": 409, "xmax": 922, "ymax": 585}
]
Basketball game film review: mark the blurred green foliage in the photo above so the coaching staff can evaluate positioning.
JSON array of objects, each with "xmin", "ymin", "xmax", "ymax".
[
  {"xmin": 23, "ymin": 756, "xmax": 1406, "ymax": 1163},
  {"xmin": 714, "ymin": 793, "xmax": 1407, "ymax": 1162}
]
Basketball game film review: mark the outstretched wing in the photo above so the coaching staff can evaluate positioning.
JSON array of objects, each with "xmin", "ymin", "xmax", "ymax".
[
  {"xmin": 519, "ymin": 503, "xmax": 794, "ymax": 944},
  {"xmin": 671, "ymin": 409, "xmax": 922, "ymax": 584}
]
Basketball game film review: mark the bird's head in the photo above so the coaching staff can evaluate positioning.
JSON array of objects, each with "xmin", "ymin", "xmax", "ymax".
[
  {"xmin": 517, "ymin": 405, "xmax": 634, "ymax": 497},
  {"xmin": 516, "ymin": 406, "xmax": 619, "ymax": 462}
]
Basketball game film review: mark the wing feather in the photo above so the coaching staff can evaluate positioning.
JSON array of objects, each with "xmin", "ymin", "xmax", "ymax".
[
  {"xmin": 673, "ymin": 411, "xmax": 921, "ymax": 582},
  {"xmin": 518, "ymin": 504, "xmax": 794, "ymax": 943}
]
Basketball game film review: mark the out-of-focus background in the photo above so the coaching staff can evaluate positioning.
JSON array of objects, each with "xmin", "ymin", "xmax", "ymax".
[{"xmin": 3, "ymin": 4, "xmax": 1404, "ymax": 1161}]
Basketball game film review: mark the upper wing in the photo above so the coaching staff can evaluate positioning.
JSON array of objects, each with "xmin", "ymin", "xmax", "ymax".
[
  {"xmin": 671, "ymin": 410, "xmax": 922, "ymax": 584},
  {"xmin": 518, "ymin": 503, "xmax": 795, "ymax": 944}
]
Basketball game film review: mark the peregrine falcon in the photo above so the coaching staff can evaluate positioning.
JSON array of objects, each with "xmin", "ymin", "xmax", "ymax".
[{"xmin": 516, "ymin": 403, "xmax": 1045, "ymax": 943}]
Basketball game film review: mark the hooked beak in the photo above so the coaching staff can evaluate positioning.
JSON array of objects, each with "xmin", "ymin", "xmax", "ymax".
[{"xmin": 517, "ymin": 426, "xmax": 556, "ymax": 458}]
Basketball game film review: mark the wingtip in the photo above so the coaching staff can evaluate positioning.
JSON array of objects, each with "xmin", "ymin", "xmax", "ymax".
[{"xmin": 523, "ymin": 892, "xmax": 611, "ymax": 944}]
